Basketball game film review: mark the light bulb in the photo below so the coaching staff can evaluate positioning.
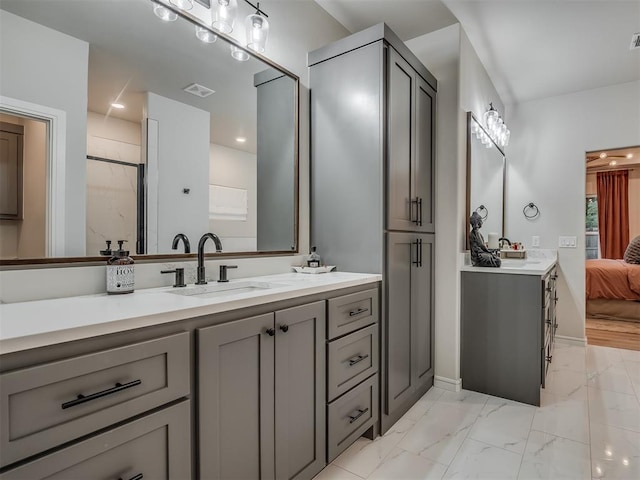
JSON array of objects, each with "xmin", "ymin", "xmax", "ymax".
[
  {"xmin": 153, "ymin": 4, "xmax": 177, "ymax": 21},
  {"xmin": 195, "ymin": 26, "xmax": 218, "ymax": 43}
]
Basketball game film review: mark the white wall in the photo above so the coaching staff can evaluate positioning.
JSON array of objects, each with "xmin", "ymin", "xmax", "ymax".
[
  {"xmin": 506, "ymin": 80, "xmax": 640, "ymax": 341},
  {"xmin": 407, "ymin": 25, "xmax": 506, "ymax": 388},
  {"xmin": 0, "ymin": 10, "xmax": 88, "ymax": 256},
  {"xmin": 145, "ymin": 92, "xmax": 210, "ymax": 254},
  {"xmin": 209, "ymin": 143, "xmax": 257, "ymax": 251}
]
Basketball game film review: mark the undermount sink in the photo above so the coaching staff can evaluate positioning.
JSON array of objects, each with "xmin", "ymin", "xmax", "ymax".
[
  {"xmin": 166, "ymin": 281, "xmax": 286, "ymax": 299},
  {"xmin": 500, "ymin": 259, "xmax": 542, "ymax": 269}
]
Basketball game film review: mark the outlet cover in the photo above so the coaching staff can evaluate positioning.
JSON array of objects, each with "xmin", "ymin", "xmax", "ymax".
[
  {"xmin": 559, "ymin": 236, "xmax": 577, "ymax": 248},
  {"xmin": 532, "ymin": 236, "xmax": 540, "ymax": 247}
]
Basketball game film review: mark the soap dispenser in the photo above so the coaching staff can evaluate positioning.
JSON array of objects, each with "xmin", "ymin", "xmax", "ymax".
[
  {"xmin": 106, "ymin": 240, "xmax": 135, "ymax": 294},
  {"xmin": 307, "ymin": 246, "xmax": 321, "ymax": 268}
]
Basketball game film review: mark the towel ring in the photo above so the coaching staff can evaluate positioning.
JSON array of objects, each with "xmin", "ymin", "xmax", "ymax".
[
  {"xmin": 475, "ymin": 205, "xmax": 488, "ymax": 220},
  {"xmin": 523, "ymin": 202, "xmax": 540, "ymax": 219}
]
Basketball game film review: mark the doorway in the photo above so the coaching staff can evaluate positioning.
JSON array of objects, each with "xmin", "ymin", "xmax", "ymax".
[{"xmin": 584, "ymin": 146, "xmax": 640, "ymax": 350}]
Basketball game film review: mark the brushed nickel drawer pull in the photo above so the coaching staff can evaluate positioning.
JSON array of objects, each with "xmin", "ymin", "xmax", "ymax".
[
  {"xmin": 348, "ymin": 407, "xmax": 369, "ymax": 424},
  {"xmin": 61, "ymin": 379, "xmax": 142, "ymax": 410},
  {"xmin": 349, "ymin": 307, "xmax": 368, "ymax": 317},
  {"xmin": 119, "ymin": 474, "xmax": 143, "ymax": 480},
  {"xmin": 348, "ymin": 354, "xmax": 369, "ymax": 366}
]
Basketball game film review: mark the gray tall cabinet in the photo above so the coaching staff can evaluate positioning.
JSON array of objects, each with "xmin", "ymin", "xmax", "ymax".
[{"xmin": 309, "ymin": 24, "xmax": 436, "ymax": 433}]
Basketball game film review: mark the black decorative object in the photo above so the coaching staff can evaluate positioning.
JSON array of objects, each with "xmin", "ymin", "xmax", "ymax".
[
  {"xmin": 469, "ymin": 212, "xmax": 501, "ymax": 268},
  {"xmin": 523, "ymin": 202, "xmax": 540, "ymax": 219}
]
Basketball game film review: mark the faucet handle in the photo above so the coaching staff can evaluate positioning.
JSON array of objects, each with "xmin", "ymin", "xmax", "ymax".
[
  {"xmin": 161, "ymin": 268, "xmax": 186, "ymax": 288},
  {"xmin": 218, "ymin": 265, "xmax": 238, "ymax": 283}
]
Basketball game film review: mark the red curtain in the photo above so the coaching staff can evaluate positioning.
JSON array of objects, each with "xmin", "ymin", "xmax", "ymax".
[{"xmin": 597, "ymin": 170, "xmax": 629, "ymax": 259}]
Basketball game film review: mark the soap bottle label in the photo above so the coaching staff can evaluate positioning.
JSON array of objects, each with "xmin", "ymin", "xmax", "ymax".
[{"xmin": 107, "ymin": 265, "xmax": 135, "ymax": 293}]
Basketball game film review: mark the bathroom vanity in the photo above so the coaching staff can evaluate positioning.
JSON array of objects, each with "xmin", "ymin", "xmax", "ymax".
[
  {"xmin": 0, "ymin": 273, "xmax": 381, "ymax": 479},
  {"xmin": 460, "ymin": 252, "xmax": 558, "ymax": 406}
]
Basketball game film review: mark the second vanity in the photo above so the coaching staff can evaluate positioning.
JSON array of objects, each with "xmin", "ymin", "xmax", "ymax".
[
  {"xmin": 460, "ymin": 251, "xmax": 558, "ymax": 406},
  {"xmin": 0, "ymin": 272, "xmax": 381, "ymax": 479}
]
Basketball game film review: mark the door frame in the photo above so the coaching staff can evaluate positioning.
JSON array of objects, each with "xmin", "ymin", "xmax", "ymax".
[{"xmin": 0, "ymin": 96, "xmax": 67, "ymax": 256}]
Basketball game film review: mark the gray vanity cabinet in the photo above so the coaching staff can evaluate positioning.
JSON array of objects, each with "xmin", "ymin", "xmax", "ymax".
[
  {"xmin": 386, "ymin": 232, "xmax": 434, "ymax": 413},
  {"xmin": 461, "ymin": 267, "xmax": 559, "ymax": 406},
  {"xmin": 387, "ymin": 49, "xmax": 435, "ymax": 234},
  {"xmin": 198, "ymin": 302, "xmax": 326, "ymax": 480}
]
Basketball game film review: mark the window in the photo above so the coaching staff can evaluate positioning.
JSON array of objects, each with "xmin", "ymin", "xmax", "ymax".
[{"xmin": 586, "ymin": 195, "xmax": 599, "ymax": 259}]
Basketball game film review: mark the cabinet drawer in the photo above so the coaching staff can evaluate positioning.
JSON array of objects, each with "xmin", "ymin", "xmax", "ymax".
[
  {"xmin": 0, "ymin": 332, "xmax": 190, "ymax": 468},
  {"xmin": 327, "ymin": 373, "xmax": 378, "ymax": 462},
  {"xmin": 327, "ymin": 288, "xmax": 379, "ymax": 340},
  {"xmin": 0, "ymin": 400, "xmax": 191, "ymax": 479},
  {"xmin": 328, "ymin": 324, "xmax": 378, "ymax": 401}
]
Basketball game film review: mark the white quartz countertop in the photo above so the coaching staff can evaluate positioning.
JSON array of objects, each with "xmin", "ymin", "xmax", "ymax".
[
  {"xmin": 0, "ymin": 272, "xmax": 381, "ymax": 355},
  {"xmin": 460, "ymin": 250, "xmax": 558, "ymax": 276}
]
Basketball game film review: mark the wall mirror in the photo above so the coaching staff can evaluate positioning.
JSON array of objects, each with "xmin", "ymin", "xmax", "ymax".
[
  {"xmin": 466, "ymin": 112, "xmax": 505, "ymax": 249},
  {"xmin": 0, "ymin": 0, "xmax": 298, "ymax": 265}
]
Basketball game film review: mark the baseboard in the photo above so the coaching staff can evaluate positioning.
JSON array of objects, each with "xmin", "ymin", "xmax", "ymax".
[
  {"xmin": 434, "ymin": 375, "xmax": 462, "ymax": 392},
  {"xmin": 555, "ymin": 335, "xmax": 587, "ymax": 346}
]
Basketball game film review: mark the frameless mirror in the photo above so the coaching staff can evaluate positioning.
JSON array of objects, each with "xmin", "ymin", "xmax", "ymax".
[
  {"xmin": 0, "ymin": 0, "xmax": 298, "ymax": 263},
  {"xmin": 466, "ymin": 112, "xmax": 505, "ymax": 248}
]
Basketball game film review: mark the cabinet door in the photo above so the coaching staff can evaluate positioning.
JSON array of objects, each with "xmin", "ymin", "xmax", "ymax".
[
  {"xmin": 412, "ymin": 234, "xmax": 434, "ymax": 389},
  {"xmin": 198, "ymin": 314, "xmax": 275, "ymax": 480},
  {"xmin": 387, "ymin": 48, "xmax": 416, "ymax": 231},
  {"xmin": 414, "ymin": 78, "xmax": 435, "ymax": 233},
  {"xmin": 275, "ymin": 302, "xmax": 326, "ymax": 480},
  {"xmin": 386, "ymin": 232, "xmax": 414, "ymax": 413}
]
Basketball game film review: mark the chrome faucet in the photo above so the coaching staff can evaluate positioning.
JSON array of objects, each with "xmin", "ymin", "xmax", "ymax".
[
  {"xmin": 498, "ymin": 237, "xmax": 512, "ymax": 249},
  {"xmin": 171, "ymin": 233, "xmax": 191, "ymax": 253},
  {"xmin": 196, "ymin": 233, "xmax": 223, "ymax": 285}
]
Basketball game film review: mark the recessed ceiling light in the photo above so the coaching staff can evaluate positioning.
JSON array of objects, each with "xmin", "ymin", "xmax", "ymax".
[
  {"xmin": 626, "ymin": 153, "xmax": 633, "ymax": 159},
  {"xmin": 599, "ymin": 152, "xmax": 607, "ymax": 159},
  {"xmin": 111, "ymin": 103, "xmax": 125, "ymax": 109},
  {"xmin": 236, "ymin": 137, "xmax": 246, "ymax": 143},
  {"xmin": 609, "ymin": 160, "xmax": 617, "ymax": 166}
]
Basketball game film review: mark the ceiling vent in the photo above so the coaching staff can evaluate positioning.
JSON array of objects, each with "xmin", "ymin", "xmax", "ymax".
[
  {"xmin": 631, "ymin": 33, "xmax": 640, "ymax": 50},
  {"xmin": 183, "ymin": 83, "xmax": 215, "ymax": 98}
]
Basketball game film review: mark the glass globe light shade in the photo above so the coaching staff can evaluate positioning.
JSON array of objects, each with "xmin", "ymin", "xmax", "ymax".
[
  {"xmin": 213, "ymin": 0, "xmax": 237, "ymax": 34},
  {"xmin": 170, "ymin": 0, "xmax": 193, "ymax": 10},
  {"xmin": 245, "ymin": 13, "xmax": 269, "ymax": 53},
  {"xmin": 153, "ymin": 4, "xmax": 177, "ymax": 21},
  {"xmin": 196, "ymin": 25, "xmax": 218, "ymax": 43},
  {"xmin": 230, "ymin": 45, "xmax": 250, "ymax": 62}
]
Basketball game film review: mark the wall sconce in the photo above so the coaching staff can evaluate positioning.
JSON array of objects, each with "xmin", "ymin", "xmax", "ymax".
[{"xmin": 483, "ymin": 103, "xmax": 510, "ymax": 148}]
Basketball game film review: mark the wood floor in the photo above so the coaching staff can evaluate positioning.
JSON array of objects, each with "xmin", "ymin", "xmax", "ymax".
[{"xmin": 586, "ymin": 317, "xmax": 640, "ymax": 351}]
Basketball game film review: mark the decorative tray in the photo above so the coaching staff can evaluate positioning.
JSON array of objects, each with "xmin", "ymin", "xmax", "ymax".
[{"xmin": 292, "ymin": 266, "xmax": 336, "ymax": 274}]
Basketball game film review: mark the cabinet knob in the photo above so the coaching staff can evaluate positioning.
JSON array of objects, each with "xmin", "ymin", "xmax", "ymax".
[
  {"xmin": 266, "ymin": 328, "xmax": 275, "ymax": 336},
  {"xmin": 279, "ymin": 324, "xmax": 289, "ymax": 333}
]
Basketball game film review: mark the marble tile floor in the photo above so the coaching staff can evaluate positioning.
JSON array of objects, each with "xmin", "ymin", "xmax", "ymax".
[{"xmin": 313, "ymin": 343, "xmax": 640, "ymax": 480}]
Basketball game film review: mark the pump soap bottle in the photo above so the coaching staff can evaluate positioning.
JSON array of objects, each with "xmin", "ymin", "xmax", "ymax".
[
  {"xmin": 307, "ymin": 246, "xmax": 321, "ymax": 268},
  {"xmin": 106, "ymin": 240, "xmax": 135, "ymax": 294}
]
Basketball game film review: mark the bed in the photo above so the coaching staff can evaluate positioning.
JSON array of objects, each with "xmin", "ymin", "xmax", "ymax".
[{"xmin": 586, "ymin": 259, "xmax": 640, "ymax": 321}]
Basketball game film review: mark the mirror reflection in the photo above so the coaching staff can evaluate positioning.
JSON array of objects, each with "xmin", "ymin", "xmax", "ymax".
[
  {"xmin": 466, "ymin": 113, "xmax": 505, "ymax": 247},
  {"xmin": 0, "ymin": 0, "xmax": 297, "ymax": 261}
]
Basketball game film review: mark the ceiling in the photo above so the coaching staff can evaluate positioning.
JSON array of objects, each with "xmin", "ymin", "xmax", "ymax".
[
  {"xmin": 314, "ymin": 0, "xmax": 640, "ymax": 105},
  {"xmin": 586, "ymin": 146, "xmax": 640, "ymax": 169},
  {"xmin": 0, "ymin": 0, "xmax": 286, "ymax": 154}
]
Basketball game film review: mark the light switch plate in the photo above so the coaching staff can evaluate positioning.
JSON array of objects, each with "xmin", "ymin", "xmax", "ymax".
[
  {"xmin": 532, "ymin": 236, "xmax": 540, "ymax": 247},
  {"xmin": 559, "ymin": 236, "xmax": 577, "ymax": 248}
]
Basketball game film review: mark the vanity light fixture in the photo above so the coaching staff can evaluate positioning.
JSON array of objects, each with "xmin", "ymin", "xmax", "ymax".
[
  {"xmin": 245, "ymin": 1, "xmax": 269, "ymax": 53},
  {"xmin": 111, "ymin": 103, "xmax": 125, "ymax": 109},
  {"xmin": 212, "ymin": 0, "xmax": 238, "ymax": 34},
  {"xmin": 599, "ymin": 152, "xmax": 607, "ymax": 158},
  {"xmin": 482, "ymin": 103, "xmax": 510, "ymax": 148},
  {"xmin": 626, "ymin": 153, "xmax": 633, "ymax": 159},
  {"xmin": 609, "ymin": 160, "xmax": 618, "ymax": 166},
  {"xmin": 236, "ymin": 137, "xmax": 247, "ymax": 143}
]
